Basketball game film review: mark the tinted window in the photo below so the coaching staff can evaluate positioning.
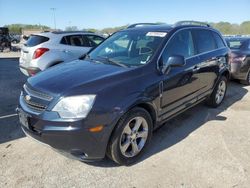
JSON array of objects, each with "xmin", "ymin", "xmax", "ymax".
[
  {"xmin": 86, "ymin": 35, "xmax": 104, "ymax": 47},
  {"xmin": 162, "ymin": 29, "xmax": 194, "ymax": 62},
  {"xmin": 25, "ymin": 35, "xmax": 49, "ymax": 47},
  {"xmin": 213, "ymin": 32, "xmax": 225, "ymax": 48},
  {"xmin": 61, "ymin": 35, "xmax": 90, "ymax": 47},
  {"xmin": 193, "ymin": 30, "xmax": 217, "ymax": 53}
]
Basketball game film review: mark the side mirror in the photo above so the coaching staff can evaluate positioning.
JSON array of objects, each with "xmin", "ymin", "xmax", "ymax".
[{"xmin": 162, "ymin": 55, "xmax": 186, "ymax": 74}]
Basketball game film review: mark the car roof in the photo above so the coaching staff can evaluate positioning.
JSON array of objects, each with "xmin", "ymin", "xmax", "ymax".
[
  {"xmin": 122, "ymin": 24, "xmax": 216, "ymax": 33},
  {"xmin": 32, "ymin": 31, "xmax": 100, "ymax": 38}
]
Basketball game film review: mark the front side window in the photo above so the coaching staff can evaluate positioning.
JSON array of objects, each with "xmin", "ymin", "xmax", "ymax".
[
  {"xmin": 193, "ymin": 29, "xmax": 217, "ymax": 53},
  {"xmin": 162, "ymin": 29, "xmax": 194, "ymax": 63},
  {"xmin": 86, "ymin": 35, "xmax": 104, "ymax": 47},
  {"xmin": 88, "ymin": 31, "xmax": 166, "ymax": 67}
]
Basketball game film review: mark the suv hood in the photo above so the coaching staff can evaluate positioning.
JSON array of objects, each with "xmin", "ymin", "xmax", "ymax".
[{"xmin": 28, "ymin": 59, "xmax": 130, "ymax": 95}]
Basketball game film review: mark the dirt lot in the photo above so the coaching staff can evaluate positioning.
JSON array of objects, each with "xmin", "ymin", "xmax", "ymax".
[{"xmin": 0, "ymin": 56, "xmax": 250, "ymax": 188}]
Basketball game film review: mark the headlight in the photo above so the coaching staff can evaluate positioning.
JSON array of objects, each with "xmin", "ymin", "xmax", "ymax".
[{"xmin": 52, "ymin": 95, "xmax": 96, "ymax": 119}]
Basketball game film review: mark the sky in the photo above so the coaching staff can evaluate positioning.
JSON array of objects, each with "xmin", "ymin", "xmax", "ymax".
[{"xmin": 0, "ymin": 0, "xmax": 250, "ymax": 30}]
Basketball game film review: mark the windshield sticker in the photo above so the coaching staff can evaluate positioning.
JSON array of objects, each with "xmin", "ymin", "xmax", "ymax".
[{"xmin": 146, "ymin": 32, "xmax": 167, "ymax": 37}]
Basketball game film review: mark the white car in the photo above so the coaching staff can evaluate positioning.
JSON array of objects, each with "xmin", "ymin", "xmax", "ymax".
[{"xmin": 19, "ymin": 31, "xmax": 104, "ymax": 76}]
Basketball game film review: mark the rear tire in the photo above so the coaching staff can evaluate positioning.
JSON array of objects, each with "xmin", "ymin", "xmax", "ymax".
[
  {"xmin": 107, "ymin": 107, "xmax": 153, "ymax": 165},
  {"xmin": 206, "ymin": 76, "xmax": 227, "ymax": 108}
]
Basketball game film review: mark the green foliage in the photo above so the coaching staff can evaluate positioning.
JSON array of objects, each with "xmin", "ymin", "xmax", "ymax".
[
  {"xmin": 4, "ymin": 24, "xmax": 50, "ymax": 34},
  {"xmin": 83, "ymin": 28, "xmax": 98, "ymax": 33},
  {"xmin": 101, "ymin": 25, "xmax": 128, "ymax": 34},
  {"xmin": 210, "ymin": 21, "xmax": 250, "ymax": 34},
  {"xmin": 65, "ymin": 26, "xmax": 79, "ymax": 31},
  {"xmin": 5, "ymin": 21, "xmax": 250, "ymax": 35}
]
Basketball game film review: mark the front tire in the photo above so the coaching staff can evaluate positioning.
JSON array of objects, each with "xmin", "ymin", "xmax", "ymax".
[
  {"xmin": 107, "ymin": 107, "xmax": 153, "ymax": 165},
  {"xmin": 206, "ymin": 76, "xmax": 227, "ymax": 107}
]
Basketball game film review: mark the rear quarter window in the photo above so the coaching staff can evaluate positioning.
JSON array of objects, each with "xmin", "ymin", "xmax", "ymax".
[
  {"xmin": 25, "ymin": 35, "xmax": 49, "ymax": 47},
  {"xmin": 193, "ymin": 29, "xmax": 217, "ymax": 54},
  {"xmin": 212, "ymin": 32, "xmax": 225, "ymax": 48}
]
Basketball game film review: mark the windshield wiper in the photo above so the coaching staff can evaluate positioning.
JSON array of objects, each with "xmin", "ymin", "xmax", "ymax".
[{"xmin": 97, "ymin": 56, "xmax": 128, "ymax": 68}]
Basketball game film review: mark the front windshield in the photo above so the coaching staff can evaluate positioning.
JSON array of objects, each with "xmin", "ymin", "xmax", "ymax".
[
  {"xmin": 88, "ymin": 31, "xmax": 166, "ymax": 67},
  {"xmin": 226, "ymin": 38, "xmax": 249, "ymax": 49}
]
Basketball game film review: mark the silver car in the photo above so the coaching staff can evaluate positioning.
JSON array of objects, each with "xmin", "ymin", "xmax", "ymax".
[{"xmin": 19, "ymin": 31, "xmax": 104, "ymax": 76}]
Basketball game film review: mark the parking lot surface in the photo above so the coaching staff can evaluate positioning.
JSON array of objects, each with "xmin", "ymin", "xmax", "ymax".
[{"xmin": 0, "ymin": 57, "xmax": 250, "ymax": 188}]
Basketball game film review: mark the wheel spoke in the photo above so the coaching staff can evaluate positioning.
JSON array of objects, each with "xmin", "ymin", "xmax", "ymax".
[
  {"xmin": 120, "ymin": 140, "xmax": 131, "ymax": 153},
  {"xmin": 131, "ymin": 141, "xmax": 139, "ymax": 154},
  {"xmin": 123, "ymin": 125, "xmax": 132, "ymax": 135},
  {"xmin": 133, "ymin": 117, "xmax": 142, "ymax": 132},
  {"xmin": 137, "ymin": 130, "xmax": 148, "ymax": 139}
]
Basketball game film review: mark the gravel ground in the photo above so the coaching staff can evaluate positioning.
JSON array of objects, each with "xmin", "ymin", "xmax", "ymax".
[{"xmin": 0, "ymin": 57, "xmax": 250, "ymax": 188}]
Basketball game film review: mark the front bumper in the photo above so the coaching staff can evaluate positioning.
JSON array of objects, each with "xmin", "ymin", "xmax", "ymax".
[
  {"xmin": 230, "ymin": 61, "xmax": 249, "ymax": 80},
  {"xmin": 17, "ymin": 107, "xmax": 113, "ymax": 161}
]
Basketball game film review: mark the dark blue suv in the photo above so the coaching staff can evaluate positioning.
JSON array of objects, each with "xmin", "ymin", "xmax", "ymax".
[{"xmin": 18, "ymin": 21, "xmax": 230, "ymax": 165}]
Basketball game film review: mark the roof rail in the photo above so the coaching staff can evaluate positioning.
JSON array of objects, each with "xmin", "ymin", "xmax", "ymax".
[
  {"xmin": 51, "ymin": 30, "xmax": 94, "ymax": 34},
  {"xmin": 127, "ymin": 23, "xmax": 163, "ymax": 29},
  {"xmin": 174, "ymin": 21, "xmax": 210, "ymax": 27}
]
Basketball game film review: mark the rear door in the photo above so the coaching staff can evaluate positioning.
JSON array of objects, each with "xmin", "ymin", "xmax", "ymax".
[
  {"xmin": 192, "ymin": 29, "xmax": 226, "ymax": 96},
  {"xmin": 20, "ymin": 35, "xmax": 49, "ymax": 67},
  {"xmin": 60, "ymin": 35, "xmax": 91, "ymax": 58}
]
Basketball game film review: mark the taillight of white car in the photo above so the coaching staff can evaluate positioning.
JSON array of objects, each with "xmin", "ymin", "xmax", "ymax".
[{"xmin": 33, "ymin": 48, "xmax": 49, "ymax": 59}]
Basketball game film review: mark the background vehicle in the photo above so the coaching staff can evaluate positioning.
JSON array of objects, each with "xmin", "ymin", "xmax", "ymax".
[
  {"xmin": 18, "ymin": 21, "xmax": 230, "ymax": 165},
  {"xmin": 9, "ymin": 34, "xmax": 21, "ymax": 44},
  {"xmin": 0, "ymin": 27, "xmax": 11, "ymax": 52},
  {"xmin": 225, "ymin": 37, "xmax": 250, "ymax": 85},
  {"xmin": 19, "ymin": 31, "xmax": 105, "ymax": 76}
]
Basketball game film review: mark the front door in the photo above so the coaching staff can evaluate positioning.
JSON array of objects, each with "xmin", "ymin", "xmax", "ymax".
[{"xmin": 158, "ymin": 29, "xmax": 204, "ymax": 120}]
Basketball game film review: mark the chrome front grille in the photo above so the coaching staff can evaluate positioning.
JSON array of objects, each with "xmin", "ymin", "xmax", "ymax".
[
  {"xmin": 23, "ymin": 84, "xmax": 53, "ymax": 101},
  {"xmin": 21, "ymin": 84, "xmax": 53, "ymax": 113}
]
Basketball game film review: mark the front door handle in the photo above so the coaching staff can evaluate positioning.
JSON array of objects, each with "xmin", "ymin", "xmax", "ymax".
[{"xmin": 193, "ymin": 66, "xmax": 200, "ymax": 72}]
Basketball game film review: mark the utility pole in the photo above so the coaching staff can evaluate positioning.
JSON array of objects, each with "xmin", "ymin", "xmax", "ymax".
[{"xmin": 50, "ymin": 8, "xmax": 57, "ymax": 30}]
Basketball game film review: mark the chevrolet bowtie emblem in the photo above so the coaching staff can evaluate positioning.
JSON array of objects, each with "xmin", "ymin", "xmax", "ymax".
[{"xmin": 25, "ymin": 95, "xmax": 31, "ymax": 101}]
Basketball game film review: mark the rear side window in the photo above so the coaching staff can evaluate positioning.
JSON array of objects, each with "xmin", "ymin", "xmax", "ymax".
[
  {"xmin": 61, "ymin": 35, "xmax": 90, "ymax": 47},
  {"xmin": 213, "ymin": 32, "xmax": 225, "ymax": 48},
  {"xmin": 25, "ymin": 35, "xmax": 49, "ymax": 47},
  {"xmin": 162, "ymin": 29, "xmax": 195, "ymax": 62},
  {"xmin": 193, "ymin": 29, "xmax": 217, "ymax": 54}
]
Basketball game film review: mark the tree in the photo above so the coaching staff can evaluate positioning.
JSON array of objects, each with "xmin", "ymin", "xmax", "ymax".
[
  {"xmin": 65, "ymin": 26, "xmax": 79, "ymax": 31},
  {"xmin": 4, "ymin": 24, "xmax": 50, "ymax": 34},
  {"xmin": 240, "ymin": 21, "xmax": 250, "ymax": 34}
]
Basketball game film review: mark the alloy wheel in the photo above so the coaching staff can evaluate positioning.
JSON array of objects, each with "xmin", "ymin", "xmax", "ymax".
[
  {"xmin": 215, "ymin": 80, "xmax": 226, "ymax": 104},
  {"xmin": 119, "ymin": 116, "xmax": 148, "ymax": 158}
]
